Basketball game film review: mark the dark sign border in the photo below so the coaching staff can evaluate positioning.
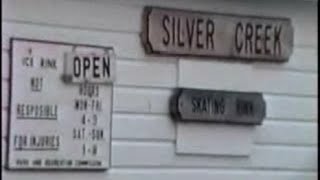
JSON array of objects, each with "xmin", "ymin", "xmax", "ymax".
[
  {"xmin": 142, "ymin": 6, "xmax": 294, "ymax": 62},
  {"xmin": 170, "ymin": 88, "xmax": 266, "ymax": 125}
]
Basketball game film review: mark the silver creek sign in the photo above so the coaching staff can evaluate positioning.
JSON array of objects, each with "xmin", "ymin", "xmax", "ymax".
[
  {"xmin": 142, "ymin": 7, "xmax": 294, "ymax": 62},
  {"xmin": 170, "ymin": 89, "xmax": 266, "ymax": 125}
]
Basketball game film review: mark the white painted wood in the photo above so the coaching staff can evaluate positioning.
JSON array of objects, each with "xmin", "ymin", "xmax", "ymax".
[
  {"xmin": 112, "ymin": 114, "xmax": 175, "ymax": 141},
  {"xmin": 3, "ymin": 0, "xmax": 317, "ymax": 47},
  {"xmin": 2, "ymin": 110, "xmax": 8, "ymax": 138},
  {"xmin": 113, "ymin": 87, "xmax": 173, "ymax": 114},
  {"xmin": 254, "ymin": 121, "xmax": 318, "ymax": 146},
  {"xmin": 2, "ymin": 0, "xmax": 317, "ymax": 176},
  {"xmin": 110, "ymin": 113, "xmax": 317, "ymax": 145},
  {"xmin": 107, "ymin": 0, "xmax": 317, "ymax": 24},
  {"xmin": 253, "ymin": 48, "xmax": 318, "ymax": 72},
  {"xmin": 2, "ymin": 22, "xmax": 145, "ymax": 59},
  {"xmin": 2, "ymin": 85, "xmax": 317, "ymax": 146},
  {"xmin": 2, "ymin": 22, "xmax": 317, "ymax": 73},
  {"xmin": 2, "ymin": 0, "xmax": 142, "ymax": 32},
  {"xmin": 176, "ymin": 123, "xmax": 255, "ymax": 156},
  {"xmin": 1, "ymin": 167, "xmax": 317, "ymax": 180},
  {"xmin": 182, "ymin": 47, "xmax": 317, "ymax": 73},
  {"xmin": 2, "ymin": 138, "xmax": 6, "ymax": 167},
  {"xmin": 286, "ymin": 48, "xmax": 318, "ymax": 72},
  {"xmin": 112, "ymin": 87, "xmax": 317, "ymax": 121},
  {"xmin": 116, "ymin": 59, "xmax": 177, "ymax": 87},
  {"xmin": 264, "ymin": 95, "xmax": 317, "ymax": 120},
  {"xmin": 173, "ymin": 48, "xmax": 317, "ymax": 73},
  {"xmin": 1, "ymin": 80, "xmax": 9, "ymax": 109},
  {"xmin": 1, "ymin": 138, "xmax": 316, "ymax": 173},
  {"xmin": 2, "ymin": 21, "xmax": 317, "ymax": 73},
  {"xmin": 179, "ymin": 59, "xmax": 317, "ymax": 96},
  {"xmin": 3, "ymin": 82, "xmax": 317, "ymax": 121},
  {"xmin": 1, "ymin": 50, "xmax": 9, "ymax": 79},
  {"xmin": 112, "ymin": 141, "xmax": 317, "ymax": 170},
  {"xmin": 2, "ymin": 108, "xmax": 316, "ymax": 145},
  {"xmin": 5, "ymin": 138, "xmax": 315, "ymax": 171}
]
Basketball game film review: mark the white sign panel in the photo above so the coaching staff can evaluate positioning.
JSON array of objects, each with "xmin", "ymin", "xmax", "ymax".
[
  {"xmin": 7, "ymin": 38, "xmax": 114, "ymax": 170},
  {"xmin": 63, "ymin": 52, "xmax": 115, "ymax": 84}
]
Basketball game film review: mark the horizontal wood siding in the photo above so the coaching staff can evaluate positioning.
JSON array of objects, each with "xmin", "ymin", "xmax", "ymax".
[{"xmin": 1, "ymin": 0, "xmax": 317, "ymax": 179}]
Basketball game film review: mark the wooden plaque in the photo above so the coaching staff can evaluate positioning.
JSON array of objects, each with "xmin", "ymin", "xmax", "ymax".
[
  {"xmin": 170, "ymin": 88, "xmax": 266, "ymax": 125},
  {"xmin": 142, "ymin": 6, "xmax": 294, "ymax": 62}
]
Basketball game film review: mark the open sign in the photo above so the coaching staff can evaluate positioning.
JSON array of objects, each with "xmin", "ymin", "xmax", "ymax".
[{"xmin": 64, "ymin": 52, "xmax": 115, "ymax": 84}]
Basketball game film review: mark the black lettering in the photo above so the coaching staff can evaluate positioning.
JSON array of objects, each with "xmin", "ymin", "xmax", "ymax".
[
  {"xmin": 219, "ymin": 98, "xmax": 225, "ymax": 114},
  {"xmin": 245, "ymin": 23, "xmax": 253, "ymax": 53},
  {"xmin": 40, "ymin": 58, "xmax": 45, "ymax": 67},
  {"xmin": 177, "ymin": 17, "xmax": 185, "ymax": 47},
  {"xmin": 236, "ymin": 99, "xmax": 254, "ymax": 116},
  {"xmin": 186, "ymin": 18, "xmax": 195, "ymax": 48},
  {"xmin": 93, "ymin": 56, "xmax": 100, "ymax": 78},
  {"xmin": 274, "ymin": 25, "xmax": 282, "ymax": 55},
  {"xmin": 196, "ymin": 18, "xmax": 204, "ymax": 49},
  {"xmin": 73, "ymin": 56, "xmax": 81, "ymax": 77},
  {"xmin": 249, "ymin": 103, "xmax": 253, "ymax": 115},
  {"xmin": 192, "ymin": 98, "xmax": 200, "ymax": 112},
  {"xmin": 162, "ymin": 15, "xmax": 170, "ymax": 46},
  {"xmin": 201, "ymin": 98, "xmax": 208, "ymax": 112},
  {"xmin": 16, "ymin": 159, "xmax": 29, "ymax": 166},
  {"xmin": 255, "ymin": 24, "xmax": 262, "ymax": 54},
  {"xmin": 235, "ymin": 22, "xmax": 243, "ymax": 53},
  {"xmin": 22, "ymin": 56, "xmax": 34, "ymax": 67},
  {"xmin": 103, "ymin": 56, "xmax": 110, "ymax": 77},
  {"xmin": 213, "ymin": 98, "xmax": 225, "ymax": 114},
  {"xmin": 14, "ymin": 135, "xmax": 27, "ymax": 149},
  {"xmin": 264, "ymin": 25, "xmax": 272, "ymax": 55},
  {"xmin": 30, "ymin": 77, "xmax": 43, "ymax": 92},
  {"xmin": 33, "ymin": 159, "xmax": 42, "ymax": 166},
  {"xmin": 17, "ymin": 104, "xmax": 23, "ymax": 116},
  {"xmin": 83, "ymin": 57, "xmax": 90, "ymax": 78},
  {"xmin": 40, "ymin": 58, "xmax": 57, "ymax": 69},
  {"xmin": 172, "ymin": 17, "xmax": 175, "ymax": 45},
  {"xmin": 214, "ymin": 99, "xmax": 219, "ymax": 114},
  {"xmin": 56, "ymin": 136, "xmax": 60, "ymax": 147},
  {"xmin": 206, "ymin": 19, "xmax": 215, "ymax": 50}
]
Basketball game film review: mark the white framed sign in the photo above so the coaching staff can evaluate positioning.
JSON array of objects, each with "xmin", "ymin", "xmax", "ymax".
[{"xmin": 6, "ymin": 38, "xmax": 115, "ymax": 170}]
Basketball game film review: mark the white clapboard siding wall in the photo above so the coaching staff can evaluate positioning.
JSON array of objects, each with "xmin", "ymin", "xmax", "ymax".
[{"xmin": 1, "ymin": 0, "xmax": 317, "ymax": 179}]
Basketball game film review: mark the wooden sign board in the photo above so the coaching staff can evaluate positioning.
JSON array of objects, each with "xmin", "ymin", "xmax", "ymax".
[
  {"xmin": 170, "ymin": 88, "xmax": 266, "ymax": 125},
  {"xmin": 142, "ymin": 7, "xmax": 294, "ymax": 62},
  {"xmin": 6, "ymin": 38, "xmax": 115, "ymax": 170}
]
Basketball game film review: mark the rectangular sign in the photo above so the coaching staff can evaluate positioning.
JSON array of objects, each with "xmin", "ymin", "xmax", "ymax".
[
  {"xmin": 64, "ymin": 52, "xmax": 115, "ymax": 84},
  {"xmin": 7, "ymin": 38, "xmax": 114, "ymax": 170},
  {"xmin": 142, "ymin": 7, "xmax": 294, "ymax": 61},
  {"xmin": 170, "ymin": 88, "xmax": 266, "ymax": 125}
]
